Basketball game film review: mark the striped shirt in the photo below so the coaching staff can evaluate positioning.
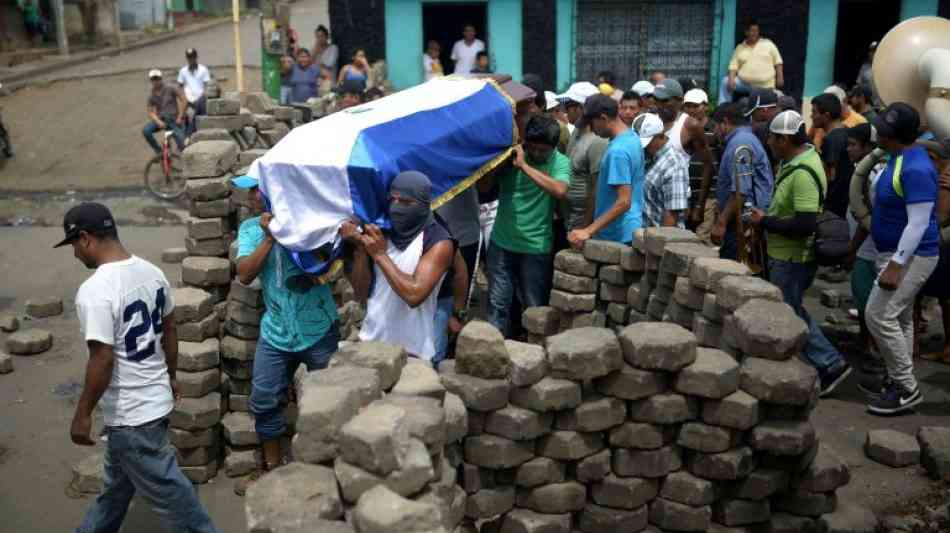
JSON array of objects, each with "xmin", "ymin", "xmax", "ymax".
[{"xmin": 643, "ymin": 143, "xmax": 691, "ymax": 228}]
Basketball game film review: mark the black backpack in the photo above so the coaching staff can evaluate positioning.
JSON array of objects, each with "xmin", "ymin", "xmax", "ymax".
[{"xmin": 776, "ymin": 164, "xmax": 851, "ymax": 266}]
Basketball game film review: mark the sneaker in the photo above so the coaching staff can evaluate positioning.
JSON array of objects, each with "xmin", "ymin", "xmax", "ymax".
[
  {"xmin": 867, "ymin": 382, "xmax": 923, "ymax": 415},
  {"xmin": 234, "ymin": 468, "xmax": 265, "ymax": 497},
  {"xmin": 858, "ymin": 372, "xmax": 892, "ymax": 396},
  {"xmin": 819, "ymin": 363, "xmax": 853, "ymax": 398}
]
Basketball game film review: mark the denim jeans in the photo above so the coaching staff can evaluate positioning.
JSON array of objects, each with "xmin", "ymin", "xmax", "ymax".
[
  {"xmin": 719, "ymin": 227, "xmax": 738, "ymax": 261},
  {"xmin": 432, "ymin": 296, "xmax": 453, "ymax": 367},
  {"xmin": 75, "ymin": 417, "xmax": 218, "ymax": 533},
  {"xmin": 768, "ymin": 258, "xmax": 845, "ymax": 373},
  {"xmin": 718, "ymin": 76, "xmax": 753, "ymax": 105},
  {"xmin": 143, "ymin": 117, "xmax": 186, "ymax": 155},
  {"xmin": 249, "ymin": 325, "xmax": 340, "ymax": 441},
  {"xmin": 486, "ymin": 245, "xmax": 552, "ymax": 337},
  {"xmin": 186, "ymin": 96, "xmax": 207, "ymax": 137}
]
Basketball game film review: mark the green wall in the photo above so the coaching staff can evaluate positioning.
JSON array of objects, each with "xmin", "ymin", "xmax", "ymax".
[
  {"xmin": 803, "ymin": 0, "xmax": 838, "ymax": 97},
  {"xmin": 555, "ymin": 0, "xmax": 574, "ymax": 91},
  {"xmin": 900, "ymin": 0, "xmax": 939, "ymax": 19}
]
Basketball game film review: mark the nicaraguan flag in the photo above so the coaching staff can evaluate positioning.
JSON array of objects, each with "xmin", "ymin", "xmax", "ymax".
[{"xmin": 248, "ymin": 77, "xmax": 515, "ymax": 274}]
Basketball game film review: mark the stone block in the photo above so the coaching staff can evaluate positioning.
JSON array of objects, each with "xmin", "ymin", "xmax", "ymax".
[
  {"xmin": 792, "ymin": 443, "xmax": 850, "ymax": 492},
  {"xmin": 740, "ymin": 357, "xmax": 818, "ymax": 406},
  {"xmin": 179, "ymin": 312, "xmax": 220, "ymax": 342},
  {"xmin": 553, "ymin": 271, "xmax": 598, "ymax": 294},
  {"xmin": 515, "ymin": 457, "xmax": 566, "ymax": 487},
  {"xmin": 332, "ymin": 341, "xmax": 407, "ymax": 390},
  {"xmin": 516, "ymin": 482, "xmax": 587, "ymax": 514},
  {"xmin": 335, "ymin": 439, "xmax": 434, "ymax": 501},
  {"xmin": 595, "ymin": 363, "xmax": 667, "ymax": 400},
  {"xmin": 229, "ymin": 394, "xmax": 249, "ymax": 412},
  {"xmin": 621, "ymin": 247, "xmax": 646, "ymax": 272},
  {"xmin": 773, "ymin": 490, "xmax": 837, "ymax": 517},
  {"xmin": 770, "ymin": 513, "xmax": 819, "ymax": 533},
  {"xmin": 628, "ymin": 283, "xmax": 650, "ymax": 313},
  {"xmin": 546, "ymin": 327, "xmax": 622, "ymax": 381},
  {"xmin": 227, "ymin": 300, "xmax": 262, "ymax": 327},
  {"xmin": 918, "ymin": 426, "xmax": 950, "ymax": 480},
  {"xmin": 690, "ymin": 258, "xmax": 752, "ymax": 291},
  {"xmin": 224, "ymin": 446, "xmax": 259, "ymax": 478},
  {"xmin": 702, "ymin": 293, "xmax": 726, "ymax": 322},
  {"xmin": 252, "ymin": 113, "xmax": 276, "ymax": 129},
  {"xmin": 612, "ymin": 446, "xmax": 681, "ymax": 478},
  {"xmin": 713, "ymin": 498, "xmax": 771, "ymax": 526},
  {"xmin": 485, "ymin": 406, "xmax": 552, "ymax": 440},
  {"xmin": 173, "ymin": 287, "xmax": 215, "ymax": 323},
  {"xmin": 607, "ymin": 303, "xmax": 629, "ymax": 325},
  {"xmin": 443, "ymin": 392, "xmax": 468, "ymax": 443},
  {"xmin": 230, "ymin": 279, "xmax": 263, "ymax": 308},
  {"xmin": 555, "ymin": 396, "xmax": 625, "ymax": 432},
  {"xmin": 339, "ymin": 403, "xmax": 412, "ymax": 475},
  {"xmin": 0, "ymin": 312, "xmax": 20, "ymax": 333},
  {"xmin": 228, "ymin": 377, "xmax": 252, "ymax": 395},
  {"xmin": 584, "ymin": 240, "xmax": 625, "ymax": 264},
  {"xmin": 221, "ymin": 335, "xmax": 256, "ymax": 361},
  {"xmin": 181, "ymin": 257, "xmax": 231, "ymax": 287},
  {"xmin": 600, "ymin": 264, "xmax": 635, "ymax": 285},
  {"xmin": 0, "ymin": 352, "xmax": 12, "ymax": 373},
  {"xmin": 510, "ymin": 376, "xmax": 581, "ymax": 412},
  {"xmin": 169, "ymin": 426, "xmax": 217, "ymax": 449},
  {"xmin": 388, "ymin": 360, "xmax": 445, "ymax": 401},
  {"xmin": 196, "ymin": 114, "xmax": 249, "ymax": 132},
  {"xmin": 750, "ymin": 421, "xmax": 816, "ymax": 456},
  {"xmin": 536, "ymin": 431, "xmax": 605, "ymax": 461},
  {"xmin": 177, "ymin": 445, "xmax": 219, "ymax": 467},
  {"xmin": 661, "ymin": 242, "xmax": 718, "ymax": 277},
  {"xmin": 678, "ymin": 422, "xmax": 740, "ymax": 453},
  {"xmin": 865, "ymin": 429, "xmax": 920, "ymax": 467},
  {"xmin": 817, "ymin": 503, "xmax": 878, "ymax": 533},
  {"xmin": 292, "ymin": 382, "xmax": 363, "ymax": 464},
  {"xmin": 181, "ymin": 460, "xmax": 219, "ymax": 484},
  {"xmin": 628, "ymin": 393, "xmax": 697, "ymax": 424},
  {"xmin": 177, "ymin": 339, "xmax": 220, "ymax": 372},
  {"xmin": 717, "ymin": 276, "xmax": 783, "ymax": 312},
  {"xmin": 465, "ymin": 435, "xmax": 535, "ymax": 469},
  {"xmin": 820, "ymin": 289, "xmax": 842, "ymax": 309},
  {"xmin": 649, "ymin": 497, "xmax": 711, "ymax": 532},
  {"xmin": 578, "ymin": 503, "xmax": 648, "ymax": 533},
  {"xmin": 732, "ymin": 300, "xmax": 808, "ymax": 360},
  {"xmin": 220, "ymin": 411, "xmax": 258, "ymax": 446},
  {"xmin": 500, "ymin": 508, "xmax": 571, "ymax": 533},
  {"xmin": 759, "ymin": 441, "xmax": 820, "ymax": 473},
  {"xmin": 70, "ymin": 452, "xmax": 104, "ymax": 495},
  {"xmin": 660, "ymin": 471, "xmax": 717, "ymax": 506},
  {"xmin": 702, "ymin": 391, "xmax": 761, "ymax": 430},
  {"xmin": 183, "ymin": 140, "xmax": 239, "ymax": 178},
  {"xmin": 190, "ymin": 128, "xmax": 232, "ymax": 142},
  {"xmin": 185, "ymin": 235, "xmax": 231, "ymax": 257},
  {"xmin": 505, "ymin": 340, "xmax": 547, "ymax": 387},
  {"xmin": 465, "ymin": 486, "xmax": 515, "ymax": 519},
  {"xmin": 245, "ymin": 463, "xmax": 342, "ymax": 530},
  {"xmin": 729, "ymin": 468, "xmax": 788, "ymax": 500},
  {"xmin": 185, "ymin": 177, "xmax": 230, "ymax": 202},
  {"xmin": 189, "ymin": 198, "xmax": 231, "ymax": 218},
  {"xmin": 688, "ymin": 446, "xmax": 757, "ymax": 480},
  {"xmin": 178, "ymin": 368, "xmax": 221, "ymax": 398},
  {"xmin": 239, "ymin": 148, "xmax": 267, "ymax": 167},
  {"xmin": 245, "ymin": 92, "xmax": 276, "ymax": 114},
  {"xmin": 6, "ymin": 329, "xmax": 52, "ymax": 355},
  {"xmin": 25, "ymin": 296, "xmax": 63, "ymax": 318},
  {"xmin": 564, "ymin": 310, "xmax": 607, "ymax": 328},
  {"xmin": 674, "ymin": 347, "xmax": 740, "ymax": 399},
  {"xmin": 456, "ymin": 320, "xmax": 510, "ymax": 379},
  {"xmin": 609, "ymin": 422, "xmax": 672, "ymax": 450},
  {"xmin": 440, "ymin": 361, "xmax": 510, "ymax": 412},
  {"xmin": 461, "ymin": 462, "xmax": 494, "ymax": 493},
  {"xmin": 207, "ymin": 98, "xmax": 241, "ymax": 115},
  {"xmin": 186, "ymin": 216, "xmax": 228, "ymax": 241},
  {"xmin": 600, "ymin": 282, "xmax": 629, "ymax": 303},
  {"xmin": 549, "ymin": 290, "xmax": 596, "ymax": 312},
  {"xmin": 554, "ymin": 249, "xmax": 597, "ymax": 277},
  {"xmin": 619, "ymin": 322, "xmax": 697, "ymax": 372},
  {"xmin": 644, "ymin": 227, "xmax": 701, "ymax": 257},
  {"xmin": 522, "ymin": 307, "xmax": 561, "ymax": 336},
  {"xmin": 575, "ymin": 449, "xmax": 611, "ymax": 483},
  {"xmin": 170, "ymin": 392, "xmax": 222, "ymax": 430},
  {"xmin": 664, "ymin": 300, "xmax": 695, "ymax": 329},
  {"xmin": 591, "ymin": 474, "xmax": 658, "ymax": 509},
  {"xmin": 693, "ymin": 315, "xmax": 724, "ymax": 348}
]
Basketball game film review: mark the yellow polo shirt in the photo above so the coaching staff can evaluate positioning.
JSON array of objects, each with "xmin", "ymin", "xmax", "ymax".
[{"xmin": 728, "ymin": 38, "xmax": 783, "ymax": 89}]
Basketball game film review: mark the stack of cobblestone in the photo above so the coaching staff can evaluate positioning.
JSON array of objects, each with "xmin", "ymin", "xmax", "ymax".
[
  {"xmin": 243, "ymin": 340, "xmax": 468, "ymax": 533},
  {"xmin": 193, "ymin": 96, "xmax": 290, "ymax": 153}
]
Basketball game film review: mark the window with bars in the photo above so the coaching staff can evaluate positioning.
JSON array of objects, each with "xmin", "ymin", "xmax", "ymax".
[{"xmin": 575, "ymin": 0, "xmax": 713, "ymax": 90}]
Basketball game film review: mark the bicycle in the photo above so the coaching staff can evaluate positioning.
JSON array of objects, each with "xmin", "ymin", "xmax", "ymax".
[{"xmin": 144, "ymin": 129, "xmax": 185, "ymax": 200}]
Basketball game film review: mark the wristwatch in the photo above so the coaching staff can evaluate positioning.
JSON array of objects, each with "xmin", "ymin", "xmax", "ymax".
[{"xmin": 453, "ymin": 309, "xmax": 468, "ymax": 321}]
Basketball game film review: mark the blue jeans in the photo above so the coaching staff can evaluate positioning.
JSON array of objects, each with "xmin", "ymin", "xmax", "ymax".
[
  {"xmin": 718, "ymin": 76, "xmax": 753, "ymax": 105},
  {"xmin": 719, "ymin": 227, "xmax": 738, "ymax": 261},
  {"xmin": 768, "ymin": 258, "xmax": 845, "ymax": 373},
  {"xmin": 143, "ymin": 118, "xmax": 185, "ymax": 155},
  {"xmin": 486, "ymin": 245, "xmax": 552, "ymax": 337},
  {"xmin": 249, "ymin": 325, "xmax": 340, "ymax": 441},
  {"xmin": 75, "ymin": 417, "xmax": 218, "ymax": 533},
  {"xmin": 433, "ymin": 296, "xmax": 453, "ymax": 367}
]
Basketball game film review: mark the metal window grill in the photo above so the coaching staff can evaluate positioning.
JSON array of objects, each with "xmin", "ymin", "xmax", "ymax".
[{"xmin": 575, "ymin": 0, "xmax": 713, "ymax": 89}]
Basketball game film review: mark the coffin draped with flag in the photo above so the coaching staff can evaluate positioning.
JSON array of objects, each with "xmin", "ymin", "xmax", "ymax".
[{"xmin": 248, "ymin": 78, "xmax": 516, "ymax": 274}]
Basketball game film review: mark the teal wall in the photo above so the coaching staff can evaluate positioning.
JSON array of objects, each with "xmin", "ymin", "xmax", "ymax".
[
  {"xmin": 710, "ymin": 0, "xmax": 736, "ymax": 103},
  {"xmin": 555, "ymin": 0, "xmax": 573, "ymax": 91},
  {"xmin": 384, "ymin": 0, "xmax": 522, "ymax": 90},
  {"xmin": 900, "ymin": 0, "xmax": 939, "ymax": 19},
  {"xmin": 803, "ymin": 0, "xmax": 838, "ymax": 97}
]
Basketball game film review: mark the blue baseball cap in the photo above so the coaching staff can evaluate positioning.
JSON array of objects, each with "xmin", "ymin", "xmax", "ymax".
[{"xmin": 231, "ymin": 175, "xmax": 259, "ymax": 189}]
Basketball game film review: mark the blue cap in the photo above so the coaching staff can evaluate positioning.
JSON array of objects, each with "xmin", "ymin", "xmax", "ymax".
[{"xmin": 231, "ymin": 175, "xmax": 259, "ymax": 189}]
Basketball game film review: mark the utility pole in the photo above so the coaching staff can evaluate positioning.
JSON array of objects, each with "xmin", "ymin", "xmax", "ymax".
[
  {"xmin": 232, "ymin": 0, "xmax": 244, "ymax": 93},
  {"xmin": 51, "ymin": 0, "xmax": 69, "ymax": 56}
]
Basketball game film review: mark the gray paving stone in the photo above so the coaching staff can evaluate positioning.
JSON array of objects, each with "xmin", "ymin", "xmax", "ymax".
[
  {"xmin": 750, "ymin": 420, "xmax": 816, "ymax": 456},
  {"xmin": 179, "ymin": 312, "xmax": 220, "ymax": 342},
  {"xmin": 443, "ymin": 392, "xmax": 468, "ymax": 444},
  {"xmin": 181, "ymin": 256, "xmax": 231, "ymax": 287},
  {"xmin": 689, "ymin": 258, "xmax": 752, "ymax": 291},
  {"xmin": 792, "ymin": 443, "xmax": 850, "ymax": 492},
  {"xmin": 648, "ymin": 497, "xmax": 711, "ymax": 532},
  {"xmin": 178, "ymin": 338, "xmax": 221, "ymax": 371},
  {"xmin": 69, "ymin": 452, "xmax": 104, "ymax": 495},
  {"xmin": 661, "ymin": 242, "xmax": 718, "ymax": 277},
  {"xmin": 5, "ymin": 329, "xmax": 52, "ymax": 355},
  {"xmin": 619, "ymin": 322, "xmax": 697, "ymax": 371},
  {"xmin": 591, "ymin": 474, "xmax": 658, "ymax": 509},
  {"xmin": 546, "ymin": 327, "xmax": 622, "ymax": 380},
  {"xmin": 688, "ymin": 446, "xmax": 757, "ymax": 481},
  {"xmin": 169, "ymin": 427, "xmax": 217, "ymax": 449},
  {"xmin": 917, "ymin": 426, "xmax": 950, "ymax": 480},
  {"xmin": 332, "ymin": 341, "xmax": 407, "ymax": 390},
  {"xmin": 515, "ymin": 457, "xmax": 567, "ymax": 487},
  {"xmin": 584, "ymin": 240, "xmax": 626, "ymax": 264},
  {"xmin": 456, "ymin": 320, "xmax": 510, "ymax": 379},
  {"xmin": 500, "ymin": 508, "xmax": 571, "ymax": 533},
  {"xmin": 740, "ymin": 357, "xmax": 818, "ymax": 406},
  {"xmin": 485, "ymin": 406, "xmax": 553, "ymax": 441},
  {"xmin": 339, "ymin": 403, "xmax": 412, "ymax": 475},
  {"xmin": 510, "ymin": 376, "xmax": 581, "ymax": 412},
  {"xmin": 728, "ymin": 468, "xmax": 788, "ymax": 500},
  {"xmin": 575, "ymin": 449, "xmax": 612, "ymax": 483},
  {"xmin": 182, "ymin": 140, "xmax": 239, "ymax": 178},
  {"xmin": 612, "ymin": 446, "xmax": 682, "ymax": 478},
  {"xmin": 177, "ymin": 368, "xmax": 221, "ymax": 398},
  {"xmin": 659, "ymin": 470, "xmax": 717, "ymax": 506},
  {"xmin": 440, "ymin": 360, "xmax": 510, "ymax": 412},
  {"xmin": 0, "ymin": 352, "xmax": 12, "ymax": 374},
  {"xmin": 716, "ymin": 275, "xmax": 783, "ymax": 312},
  {"xmin": 292, "ymin": 382, "xmax": 363, "ymax": 464},
  {"xmin": 549, "ymin": 290, "xmax": 597, "ymax": 312},
  {"xmin": 505, "ymin": 340, "xmax": 547, "ymax": 387},
  {"xmin": 628, "ymin": 393, "xmax": 698, "ymax": 424},
  {"xmin": 713, "ymin": 498, "xmax": 771, "ymax": 526},
  {"xmin": 391, "ymin": 359, "xmax": 446, "ymax": 400},
  {"xmin": 536, "ymin": 431, "xmax": 605, "ymax": 461},
  {"xmin": 516, "ymin": 482, "xmax": 587, "ymax": 514},
  {"xmin": 170, "ymin": 392, "xmax": 222, "ymax": 430},
  {"xmin": 773, "ymin": 490, "xmax": 837, "ymax": 517},
  {"xmin": 465, "ymin": 435, "xmax": 535, "ymax": 469},
  {"xmin": 678, "ymin": 422, "xmax": 741, "ymax": 453},
  {"xmin": 578, "ymin": 503, "xmax": 648, "ymax": 533},
  {"xmin": 25, "ymin": 296, "xmax": 63, "ymax": 318},
  {"xmin": 185, "ymin": 176, "xmax": 230, "ymax": 202},
  {"xmin": 674, "ymin": 347, "xmax": 740, "ymax": 399},
  {"xmin": 352, "ymin": 484, "xmax": 442, "ymax": 533},
  {"xmin": 732, "ymin": 299, "xmax": 808, "ymax": 361},
  {"xmin": 865, "ymin": 429, "xmax": 920, "ymax": 467},
  {"xmin": 595, "ymin": 363, "xmax": 667, "ymax": 400},
  {"xmin": 702, "ymin": 391, "xmax": 761, "ymax": 430},
  {"xmin": 189, "ymin": 198, "xmax": 230, "ymax": 219},
  {"xmin": 702, "ymin": 292, "xmax": 726, "ymax": 322},
  {"xmin": 173, "ymin": 287, "xmax": 215, "ymax": 323},
  {"xmin": 465, "ymin": 486, "xmax": 515, "ymax": 519},
  {"xmin": 609, "ymin": 422, "xmax": 673, "ymax": 450},
  {"xmin": 523, "ymin": 307, "xmax": 561, "ymax": 336},
  {"xmin": 554, "ymin": 250, "xmax": 598, "ymax": 277},
  {"xmin": 644, "ymin": 227, "xmax": 701, "ymax": 257},
  {"xmin": 553, "ymin": 270, "xmax": 599, "ymax": 294},
  {"xmin": 0, "ymin": 312, "xmax": 19, "ymax": 333},
  {"xmin": 555, "ymin": 396, "xmax": 626, "ymax": 433}
]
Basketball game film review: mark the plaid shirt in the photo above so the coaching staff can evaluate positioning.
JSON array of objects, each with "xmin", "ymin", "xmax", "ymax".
[{"xmin": 643, "ymin": 143, "xmax": 691, "ymax": 228}]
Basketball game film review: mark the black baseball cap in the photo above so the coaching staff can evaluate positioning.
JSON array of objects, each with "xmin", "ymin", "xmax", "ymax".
[
  {"xmin": 583, "ymin": 94, "xmax": 618, "ymax": 120},
  {"xmin": 873, "ymin": 102, "xmax": 920, "ymax": 143},
  {"xmin": 744, "ymin": 88, "xmax": 777, "ymax": 116},
  {"xmin": 54, "ymin": 202, "xmax": 116, "ymax": 248}
]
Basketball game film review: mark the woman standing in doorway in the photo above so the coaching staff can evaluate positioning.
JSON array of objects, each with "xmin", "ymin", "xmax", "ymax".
[
  {"xmin": 337, "ymin": 48, "xmax": 370, "ymax": 92},
  {"xmin": 312, "ymin": 25, "xmax": 339, "ymax": 85}
]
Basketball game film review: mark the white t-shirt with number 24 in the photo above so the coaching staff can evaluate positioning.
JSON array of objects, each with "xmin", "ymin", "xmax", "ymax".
[{"xmin": 76, "ymin": 255, "xmax": 176, "ymax": 427}]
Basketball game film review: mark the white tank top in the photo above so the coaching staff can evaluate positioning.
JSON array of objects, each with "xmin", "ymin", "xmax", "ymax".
[
  {"xmin": 359, "ymin": 232, "xmax": 445, "ymax": 360},
  {"xmin": 668, "ymin": 112, "xmax": 690, "ymax": 156}
]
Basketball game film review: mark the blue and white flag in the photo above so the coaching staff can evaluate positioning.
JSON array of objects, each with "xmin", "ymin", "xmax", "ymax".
[{"xmin": 248, "ymin": 77, "xmax": 515, "ymax": 274}]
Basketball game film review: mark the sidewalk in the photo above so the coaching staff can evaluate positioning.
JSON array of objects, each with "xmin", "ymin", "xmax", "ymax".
[{"xmin": 0, "ymin": 16, "xmax": 230, "ymax": 90}]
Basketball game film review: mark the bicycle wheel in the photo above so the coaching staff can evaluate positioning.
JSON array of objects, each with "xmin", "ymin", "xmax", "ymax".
[{"xmin": 144, "ymin": 153, "xmax": 186, "ymax": 200}]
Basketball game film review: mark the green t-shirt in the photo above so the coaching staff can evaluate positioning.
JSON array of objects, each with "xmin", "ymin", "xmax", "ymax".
[
  {"xmin": 491, "ymin": 150, "xmax": 572, "ymax": 254},
  {"xmin": 767, "ymin": 147, "xmax": 826, "ymax": 263},
  {"xmin": 18, "ymin": 0, "xmax": 40, "ymax": 24}
]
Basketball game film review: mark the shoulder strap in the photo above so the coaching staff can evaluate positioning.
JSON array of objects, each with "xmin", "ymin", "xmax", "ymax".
[
  {"xmin": 892, "ymin": 155, "xmax": 904, "ymax": 198},
  {"xmin": 778, "ymin": 164, "xmax": 825, "ymax": 209}
]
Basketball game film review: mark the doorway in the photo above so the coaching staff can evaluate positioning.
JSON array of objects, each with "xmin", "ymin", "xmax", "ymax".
[
  {"xmin": 422, "ymin": 3, "xmax": 488, "ymax": 75},
  {"xmin": 833, "ymin": 0, "xmax": 899, "ymax": 87}
]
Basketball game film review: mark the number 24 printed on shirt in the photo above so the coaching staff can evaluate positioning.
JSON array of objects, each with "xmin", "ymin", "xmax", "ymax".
[{"xmin": 123, "ymin": 287, "xmax": 166, "ymax": 362}]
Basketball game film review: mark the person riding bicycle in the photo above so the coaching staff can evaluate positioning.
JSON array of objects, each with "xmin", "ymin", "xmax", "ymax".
[
  {"xmin": 143, "ymin": 69, "xmax": 187, "ymax": 155},
  {"xmin": 178, "ymin": 48, "xmax": 211, "ymax": 137}
]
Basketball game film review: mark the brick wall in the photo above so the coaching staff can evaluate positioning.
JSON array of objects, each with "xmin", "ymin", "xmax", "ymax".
[
  {"xmin": 521, "ymin": 0, "xmax": 557, "ymax": 90},
  {"xmin": 735, "ymin": 0, "xmax": 809, "ymax": 100}
]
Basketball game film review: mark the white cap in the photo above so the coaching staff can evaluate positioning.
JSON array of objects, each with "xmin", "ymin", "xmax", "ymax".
[
  {"xmin": 545, "ymin": 91, "xmax": 559, "ymax": 111},
  {"xmin": 148, "ymin": 69, "xmax": 162, "ymax": 79},
  {"xmin": 631, "ymin": 80, "xmax": 654, "ymax": 96},
  {"xmin": 769, "ymin": 110, "xmax": 806, "ymax": 135},
  {"xmin": 823, "ymin": 85, "xmax": 847, "ymax": 104},
  {"xmin": 556, "ymin": 82, "xmax": 600, "ymax": 104},
  {"xmin": 684, "ymin": 88, "xmax": 708, "ymax": 105},
  {"xmin": 632, "ymin": 113, "xmax": 664, "ymax": 147}
]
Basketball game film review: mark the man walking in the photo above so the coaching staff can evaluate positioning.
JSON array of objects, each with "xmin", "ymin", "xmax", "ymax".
[
  {"xmin": 811, "ymin": 93, "xmax": 855, "ymax": 219},
  {"xmin": 177, "ymin": 48, "xmax": 211, "ymax": 136},
  {"xmin": 720, "ymin": 21, "xmax": 784, "ymax": 104},
  {"xmin": 635, "ymin": 113, "xmax": 691, "ymax": 228},
  {"xmin": 451, "ymin": 24, "xmax": 485, "ymax": 75},
  {"xmin": 232, "ymin": 176, "xmax": 340, "ymax": 495},
  {"xmin": 748, "ymin": 111, "xmax": 853, "ymax": 397},
  {"xmin": 561, "ymin": 82, "xmax": 607, "ymax": 233},
  {"xmin": 143, "ymin": 69, "xmax": 187, "ymax": 154},
  {"xmin": 59, "ymin": 202, "xmax": 218, "ymax": 533}
]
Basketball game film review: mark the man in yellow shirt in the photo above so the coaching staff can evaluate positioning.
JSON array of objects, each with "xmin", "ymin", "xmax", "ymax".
[{"xmin": 719, "ymin": 22, "xmax": 784, "ymax": 104}]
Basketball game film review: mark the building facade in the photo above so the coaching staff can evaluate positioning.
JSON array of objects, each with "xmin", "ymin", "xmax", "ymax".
[{"xmin": 329, "ymin": 0, "xmax": 950, "ymax": 101}]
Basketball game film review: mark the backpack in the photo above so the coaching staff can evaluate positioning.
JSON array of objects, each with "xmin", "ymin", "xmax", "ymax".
[{"xmin": 778, "ymin": 164, "xmax": 851, "ymax": 266}]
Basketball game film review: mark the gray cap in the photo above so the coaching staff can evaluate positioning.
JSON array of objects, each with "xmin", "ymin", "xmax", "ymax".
[{"xmin": 653, "ymin": 78, "xmax": 683, "ymax": 100}]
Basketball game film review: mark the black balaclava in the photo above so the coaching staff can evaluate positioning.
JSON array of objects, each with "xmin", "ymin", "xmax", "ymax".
[{"xmin": 389, "ymin": 170, "xmax": 433, "ymax": 250}]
